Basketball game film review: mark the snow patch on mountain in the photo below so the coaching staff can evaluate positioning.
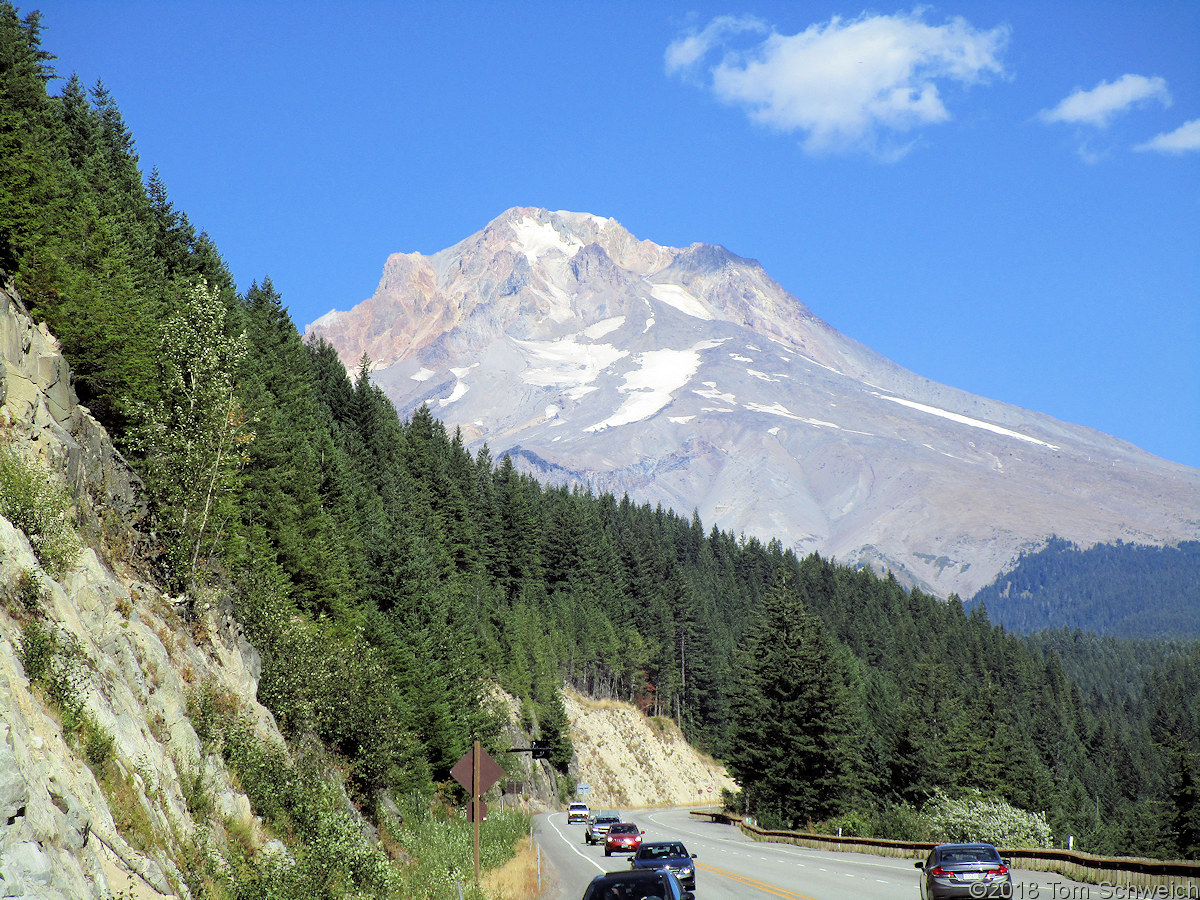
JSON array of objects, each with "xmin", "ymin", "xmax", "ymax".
[
  {"xmin": 586, "ymin": 348, "xmax": 702, "ymax": 431},
  {"xmin": 516, "ymin": 336, "xmax": 627, "ymax": 390},
  {"xmin": 876, "ymin": 394, "xmax": 1061, "ymax": 450},
  {"xmin": 510, "ymin": 215, "xmax": 582, "ymax": 264},
  {"xmin": 439, "ymin": 382, "xmax": 468, "ymax": 406},
  {"xmin": 747, "ymin": 369, "xmax": 783, "ymax": 382},
  {"xmin": 646, "ymin": 282, "xmax": 714, "ymax": 320},
  {"xmin": 746, "ymin": 401, "xmax": 841, "ymax": 430},
  {"xmin": 694, "ymin": 383, "xmax": 736, "ymax": 404},
  {"xmin": 585, "ymin": 316, "xmax": 625, "ymax": 339}
]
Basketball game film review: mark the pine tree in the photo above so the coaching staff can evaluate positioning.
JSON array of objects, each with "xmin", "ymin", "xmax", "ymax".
[{"xmin": 727, "ymin": 567, "xmax": 866, "ymax": 828}]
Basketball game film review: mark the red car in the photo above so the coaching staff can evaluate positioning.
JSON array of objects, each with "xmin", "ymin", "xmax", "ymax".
[{"xmin": 604, "ymin": 823, "xmax": 644, "ymax": 856}]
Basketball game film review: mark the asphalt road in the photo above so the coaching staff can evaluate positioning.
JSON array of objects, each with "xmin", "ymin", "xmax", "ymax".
[{"xmin": 533, "ymin": 807, "xmax": 1100, "ymax": 900}]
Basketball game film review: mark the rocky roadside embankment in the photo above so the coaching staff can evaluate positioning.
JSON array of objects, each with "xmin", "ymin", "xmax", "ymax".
[
  {"xmin": 564, "ymin": 690, "xmax": 734, "ymax": 810},
  {"xmin": 0, "ymin": 280, "xmax": 283, "ymax": 899}
]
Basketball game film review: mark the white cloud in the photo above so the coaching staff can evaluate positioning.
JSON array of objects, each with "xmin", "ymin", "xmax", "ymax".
[
  {"xmin": 1039, "ymin": 74, "xmax": 1171, "ymax": 128},
  {"xmin": 1135, "ymin": 117, "xmax": 1200, "ymax": 155},
  {"xmin": 665, "ymin": 15, "xmax": 766, "ymax": 76},
  {"xmin": 666, "ymin": 10, "xmax": 1009, "ymax": 157}
]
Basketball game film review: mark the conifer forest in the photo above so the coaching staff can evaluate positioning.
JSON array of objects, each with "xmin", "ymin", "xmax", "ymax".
[{"xmin": 1, "ymin": 7, "xmax": 1197, "ymax": 895}]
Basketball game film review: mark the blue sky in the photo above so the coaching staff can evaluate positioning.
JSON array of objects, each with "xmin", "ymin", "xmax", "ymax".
[{"xmin": 31, "ymin": 1, "xmax": 1200, "ymax": 469}]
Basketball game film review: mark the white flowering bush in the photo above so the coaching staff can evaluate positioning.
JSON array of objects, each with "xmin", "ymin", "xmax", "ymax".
[{"xmin": 920, "ymin": 789, "xmax": 1053, "ymax": 848}]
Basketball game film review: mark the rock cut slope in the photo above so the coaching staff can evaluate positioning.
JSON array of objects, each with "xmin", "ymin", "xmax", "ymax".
[
  {"xmin": 306, "ymin": 207, "xmax": 1200, "ymax": 598},
  {"xmin": 0, "ymin": 281, "xmax": 283, "ymax": 899},
  {"xmin": 563, "ymin": 690, "xmax": 734, "ymax": 810}
]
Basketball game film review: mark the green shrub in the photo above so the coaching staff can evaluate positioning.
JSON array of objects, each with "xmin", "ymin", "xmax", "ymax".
[
  {"xmin": 18, "ymin": 617, "xmax": 54, "ymax": 682},
  {"xmin": 14, "ymin": 568, "xmax": 43, "ymax": 616},
  {"xmin": 176, "ymin": 757, "xmax": 213, "ymax": 822},
  {"xmin": 83, "ymin": 722, "xmax": 116, "ymax": 772},
  {"xmin": 392, "ymin": 801, "xmax": 529, "ymax": 900},
  {"xmin": 216, "ymin": 718, "xmax": 404, "ymax": 899},
  {"xmin": 868, "ymin": 801, "xmax": 927, "ymax": 841},
  {"xmin": 0, "ymin": 446, "xmax": 81, "ymax": 578},
  {"xmin": 19, "ymin": 619, "xmax": 88, "ymax": 735},
  {"xmin": 819, "ymin": 809, "xmax": 873, "ymax": 837},
  {"xmin": 187, "ymin": 682, "xmax": 238, "ymax": 752}
]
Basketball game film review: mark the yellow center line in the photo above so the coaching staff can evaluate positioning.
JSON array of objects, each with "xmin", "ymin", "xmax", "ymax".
[{"xmin": 698, "ymin": 861, "xmax": 819, "ymax": 900}]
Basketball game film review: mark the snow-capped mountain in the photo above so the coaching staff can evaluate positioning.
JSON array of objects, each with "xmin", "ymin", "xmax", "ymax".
[{"xmin": 305, "ymin": 207, "xmax": 1200, "ymax": 598}]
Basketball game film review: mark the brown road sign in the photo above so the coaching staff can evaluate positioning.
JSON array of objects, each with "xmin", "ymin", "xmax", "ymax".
[{"xmin": 451, "ymin": 745, "xmax": 505, "ymax": 795}]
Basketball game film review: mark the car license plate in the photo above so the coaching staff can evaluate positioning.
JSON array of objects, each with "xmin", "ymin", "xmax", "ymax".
[{"xmin": 960, "ymin": 873, "xmax": 984, "ymax": 881}]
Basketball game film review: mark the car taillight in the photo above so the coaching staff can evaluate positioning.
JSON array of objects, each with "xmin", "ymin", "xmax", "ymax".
[
  {"xmin": 929, "ymin": 866, "xmax": 949, "ymax": 877},
  {"xmin": 988, "ymin": 866, "xmax": 1009, "ymax": 876}
]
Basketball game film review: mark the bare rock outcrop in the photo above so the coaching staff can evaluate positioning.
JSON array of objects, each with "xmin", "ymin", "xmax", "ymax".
[
  {"xmin": 0, "ymin": 282, "xmax": 143, "ymax": 547},
  {"xmin": 564, "ymin": 690, "xmax": 734, "ymax": 810}
]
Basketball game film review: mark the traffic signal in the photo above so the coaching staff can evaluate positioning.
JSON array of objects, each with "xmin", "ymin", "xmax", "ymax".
[{"xmin": 530, "ymin": 740, "xmax": 552, "ymax": 759}]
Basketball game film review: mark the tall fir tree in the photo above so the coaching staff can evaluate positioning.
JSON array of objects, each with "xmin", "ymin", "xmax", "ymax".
[{"xmin": 727, "ymin": 568, "xmax": 867, "ymax": 828}]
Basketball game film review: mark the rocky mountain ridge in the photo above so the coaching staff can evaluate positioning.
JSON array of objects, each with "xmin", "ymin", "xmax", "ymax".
[{"xmin": 306, "ymin": 207, "xmax": 1200, "ymax": 598}]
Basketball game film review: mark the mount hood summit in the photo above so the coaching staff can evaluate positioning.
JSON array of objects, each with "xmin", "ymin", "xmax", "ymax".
[{"xmin": 305, "ymin": 207, "xmax": 1200, "ymax": 598}]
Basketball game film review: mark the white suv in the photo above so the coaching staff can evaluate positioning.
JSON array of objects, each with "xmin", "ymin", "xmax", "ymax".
[{"xmin": 568, "ymin": 802, "xmax": 590, "ymax": 824}]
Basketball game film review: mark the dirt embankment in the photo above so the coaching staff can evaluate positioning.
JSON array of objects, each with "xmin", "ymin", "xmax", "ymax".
[{"xmin": 563, "ymin": 689, "xmax": 735, "ymax": 810}]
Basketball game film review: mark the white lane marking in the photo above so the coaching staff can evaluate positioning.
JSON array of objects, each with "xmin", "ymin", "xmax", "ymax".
[
  {"xmin": 539, "ymin": 813, "xmax": 607, "ymax": 873},
  {"xmin": 661, "ymin": 812, "xmax": 917, "ymax": 875}
]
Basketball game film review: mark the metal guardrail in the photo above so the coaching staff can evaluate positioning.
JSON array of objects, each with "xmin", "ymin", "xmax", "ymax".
[{"xmin": 690, "ymin": 810, "xmax": 1200, "ymax": 894}]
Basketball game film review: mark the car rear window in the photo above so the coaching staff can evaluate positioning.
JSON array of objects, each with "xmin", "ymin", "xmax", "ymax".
[{"xmin": 940, "ymin": 846, "xmax": 1001, "ymax": 863}]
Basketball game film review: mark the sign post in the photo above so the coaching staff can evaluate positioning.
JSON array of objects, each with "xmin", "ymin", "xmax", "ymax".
[{"xmin": 451, "ymin": 741, "xmax": 504, "ymax": 882}]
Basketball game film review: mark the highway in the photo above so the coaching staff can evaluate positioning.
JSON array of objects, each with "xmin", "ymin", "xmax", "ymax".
[{"xmin": 533, "ymin": 807, "xmax": 1099, "ymax": 900}]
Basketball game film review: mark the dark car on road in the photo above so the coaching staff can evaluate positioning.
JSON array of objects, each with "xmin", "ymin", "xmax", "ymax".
[
  {"xmin": 629, "ymin": 841, "xmax": 697, "ymax": 891},
  {"xmin": 915, "ymin": 842, "xmax": 1013, "ymax": 899},
  {"xmin": 581, "ymin": 868, "xmax": 694, "ymax": 900}
]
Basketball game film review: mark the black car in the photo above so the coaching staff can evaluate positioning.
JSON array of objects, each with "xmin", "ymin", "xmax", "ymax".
[
  {"xmin": 915, "ymin": 842, "xmax": 1013, "ymax": 899},
  {"xmin": 581, "ymin": 868, "xmax": 694, "ymax": 900},
  {"xmin": 629, "ymin": 841, "xmax": 697, "ymax": 891}
]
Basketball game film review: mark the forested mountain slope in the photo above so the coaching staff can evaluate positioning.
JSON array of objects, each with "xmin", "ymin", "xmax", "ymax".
[
  {"xmin": 0, "ymin": 8, "xmax": 1196, "ymax": 900},
  {"xmin": 970, "ymin": 537, "xmax": 1200, "ymax": 638}
]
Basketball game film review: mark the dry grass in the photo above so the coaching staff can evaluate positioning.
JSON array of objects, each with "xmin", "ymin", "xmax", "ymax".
[
  {"xmin": 568, "ymin": 690, "xmax": 630, "ymax": 712},
  {"xmin": 481, "ymin": 838, "xmax": 554, "ymax": 900}
]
